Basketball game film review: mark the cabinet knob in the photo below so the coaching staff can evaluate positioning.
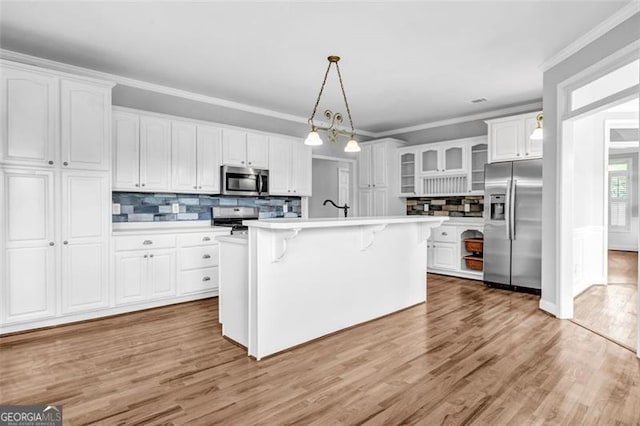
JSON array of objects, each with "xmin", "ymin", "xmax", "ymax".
[
  {"xmin": 198, "ymin": 186, "xmax": 202, "ymax": 189},
  {"xmin": 517, "ymin": 153, "xmax": 521, "ymax": 157},
  {"xmin": 248, "ymin": 162, "xmax": 252, "ymax": 165},
  {"xmin": 202, "ymin": 254, "xmax": 211, "ymax": 259},
  {"xmin": 149, "ymin": 254, "xmax": 154, "ymax": 258},
  {"xmin": 193, "ymin": 186, "xmax": 197, "ymax": 189},
  {"xmin": 373, "ymin": 184, "xmax": 376, "ymax": 188},
  {"xmin": 202, "ymin": 276, "xmax": 211, "ymax": 282},
  {"xmin": 202, "ymin": 236, "xmax": 211, "ymax": 241},
  {"xmin": 241, "ymin": 161, "xmax": 245, "ymax": 164},
  {"xmin": 63, "ymin": 161, "xmax": 68, "ymax": 166},
  {"xmin": 135, "ymin": 183, "xmax": 139, "ymax": 187},
  {"xmin": 63, "ymin": 240, "xmax": 68, "ymax": 245},
  {"xmin": 442, "ymin": 232, "xmax": 448, "ymax": 236},
  {"xmin": 525, "ymin": 152, "xmax": 529, "ymax": 156},
  {"xmin": 143, "ymin": 240, "xmax": 153, "ymax": 245},
  {"xmin": 144, "ymin": 254, "xmax": 148, "ymax": 258},
  {"xmin": 49, "ymin": 241, "xmax": 55, "ymax": 246},
  {"xmin": 48, "ymin": 160, "xmax": 54, "ymax": 165},
  {"xmin": 141, "ymin": 183, "xmax": 146, "ymax": 187}
]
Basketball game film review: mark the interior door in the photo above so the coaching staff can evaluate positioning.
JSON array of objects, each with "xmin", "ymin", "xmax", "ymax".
[{"xmin": 511, "ymin": 159, "xmax": 543, "ymax": 289}]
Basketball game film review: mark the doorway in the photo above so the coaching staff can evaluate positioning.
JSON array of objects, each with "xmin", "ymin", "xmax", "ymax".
[
  {"xmin": 570, "ymin": 100, "xmax": 639, "ymax": 350},
  {"xmin": 308, "ymin": 156, "xmax": 356, "ymax": 218}
]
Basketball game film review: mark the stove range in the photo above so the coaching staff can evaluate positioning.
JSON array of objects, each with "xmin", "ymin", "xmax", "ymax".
[{"xmin": 212, "ymin": 207, "xmax": 258, "ymax": 235}]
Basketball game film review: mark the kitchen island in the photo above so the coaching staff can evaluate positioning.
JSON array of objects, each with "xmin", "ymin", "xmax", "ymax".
[{"xmin": 219, "ymin": 216, "xmax": 447, "ymax": 360}]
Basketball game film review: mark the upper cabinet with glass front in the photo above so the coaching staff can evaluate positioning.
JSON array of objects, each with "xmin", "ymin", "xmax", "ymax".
[
  {"xmin": 486, "ymin": 111, "xmax": 543, "ymax": 163},
  {"xmin": 418, "ymin": 144, "xmax": 466, "ymax": 175}
]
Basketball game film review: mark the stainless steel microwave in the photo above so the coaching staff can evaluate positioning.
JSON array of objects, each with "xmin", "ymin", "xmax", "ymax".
[{"xmin": 221, "ymin": 165, "xmax": 269, "ymax": 196}]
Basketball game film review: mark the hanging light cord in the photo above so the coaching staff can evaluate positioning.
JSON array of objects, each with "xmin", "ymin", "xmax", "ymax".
[
  {"xmin": 308, "ymin": 60, "xmax": 333, "ymax": 128},
  {"xmin": 335, "ymin": 61, "xmax": 355, "ymax": 137}
]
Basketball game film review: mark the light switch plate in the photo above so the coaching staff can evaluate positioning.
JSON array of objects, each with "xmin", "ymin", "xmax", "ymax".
[
  {"xmin": 423, "ymin": 204, "xmax": 429, "ymax": 211},
  {"xmin": 464, "ymin": 203, "xmax": 471, "ymax": 212},
  {"xmin": 112, "ymin": 203, "xmax": 121, "ymax": 214},
  {"xmin": 171, "ymin": 203, "xmax": 180, "ymax": 214},
  {"xmin": 283, "ymin": 204, "xmax": 289, "ymax": 213}
]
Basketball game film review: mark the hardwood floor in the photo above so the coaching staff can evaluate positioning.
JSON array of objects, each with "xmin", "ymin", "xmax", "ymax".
[
  {"xmin": 2, "ymin": 274, "xmax": 640, "ymax": 425},
  {"xmin": 573, "ymin": 250, "xmax": 638, "ymax": 351}
]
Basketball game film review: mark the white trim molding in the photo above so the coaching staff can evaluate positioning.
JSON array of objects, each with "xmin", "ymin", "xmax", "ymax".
[
  {"xmin": 375, "ymin": 101, "xmax": 543, "ymax": 138},
  {"xmin": 540, "ymin": 2, "xmax": 640, "ymax": 72},
  {"xmin": 0, "ymin": 49, "xmax": 378, "ymax": 137}
]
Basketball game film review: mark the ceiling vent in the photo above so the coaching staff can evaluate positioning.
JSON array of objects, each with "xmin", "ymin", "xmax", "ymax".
[{"xmin": 470, "ymin": 98, "xmax": 487, "ymax": 104}]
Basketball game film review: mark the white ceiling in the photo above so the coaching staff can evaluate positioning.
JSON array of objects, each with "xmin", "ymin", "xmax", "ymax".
[{"xmin": 0, "ymin": 1, "xmax": 631, "ymax": 133}]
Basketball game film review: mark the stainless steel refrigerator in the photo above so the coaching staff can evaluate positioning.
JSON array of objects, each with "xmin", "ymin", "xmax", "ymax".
[{"xmin": 483, "ymin": 159, "xmax": 542, "ymax": 292}]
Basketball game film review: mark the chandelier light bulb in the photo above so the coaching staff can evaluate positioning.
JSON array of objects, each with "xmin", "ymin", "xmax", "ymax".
[
  {"xmin": 304, "ymin": 130, "xmax": 323, "ymax": 146},
  {"xmin": 344, "ymin": 139, "xmax": 361, "ymax": 153}
]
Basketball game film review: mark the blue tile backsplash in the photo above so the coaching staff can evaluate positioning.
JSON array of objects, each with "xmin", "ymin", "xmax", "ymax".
[{"xmin": 112, "ymin": 192, "xmax": 302, "ymax": 222}]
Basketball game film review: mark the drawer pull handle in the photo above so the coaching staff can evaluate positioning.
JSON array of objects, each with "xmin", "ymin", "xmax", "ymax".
[
  {"xmin": 143, "ymin": 240, "xmax": 153, "ymax": 245},
  {"xmin": 202, "ymin": 254, "xmax": 211, "ymax": 259},
  {"xmin": 202, "ymin": 276, "xmax": 211, "ymax": 282},
  {"xmin": 202, "ymin": 236, "xmax": 211, "ymax": 241}
]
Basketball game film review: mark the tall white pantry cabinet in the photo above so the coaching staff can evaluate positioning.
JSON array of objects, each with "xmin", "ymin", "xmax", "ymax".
[{"xmin": 0, "ymin": 60, "xmax": 114, "ymax": 329}]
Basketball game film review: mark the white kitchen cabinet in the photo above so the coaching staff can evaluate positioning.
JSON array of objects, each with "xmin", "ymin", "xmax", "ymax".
[
  {"xmin": 171, "ymin": 122, "xmax": 222, "ymax": 194},
  {"xmin": 112, "ymin": 111, "xmax": 171, "ymax": 191},
  {"xmin": 115, "ymin": 248, "xmax": 177, "ymax": 305},
  {"xmin": 171, "ymin": 121, "xmax": 198, "ymax": 192},
  {"xmin": 0, "ymin": 66, "xmax": 58, "ymax": 168},
  {"xmin": 1, "ymin": 168, "xmax": 56, "ymax": 324},
  {"xmin": 399, "ymin": 148, "xmax": 417, "ymax": 196},
  {"xmin": 359, "ymin": 142, "xmax": 389, "ymax": 188},
  {"xmin": 60, "ymin": 79, "xmax": 111, "ymax": 170},
  {"xmin": 358, "ymin": 138, "xmax": 404, "ymax": 216},
  {"xmin": 431, "ymin": 243, "xmax": 458, "ymax": 270},
  {"xmin": 419, "ymin": 144, "xmax": 466, "ymax": 175},
  {"xmin": 148, "ymin": 249, "xmax": 177, "ymax": 299},
  {"xmin": 60, "ymin": 171, "xmax": 110, "ymax": 314},
  {"xmin": 222, "ymin": 129, "xmax": 269, "ymax": 168},
  {"xmin": 178, "ymin": 231, "xmax": 221, "ymax": 295},
  {"xmin": 486, "ymin": 111, "xmax": 542, "ymax": 163},
  {"xmin": 0, "ymin": 62, "xmax": 113, "ymax": 170},
  {"xmin": 268, "ymin": 136, "xmax": 311, "ymax": 196},
  {"xmin": 469, "ymin": 141, "xmax": 489, "ymax": 193},
  {"xmin": 359, "ymin": 188, "xmax": 387, "ymax": 217},
  {"xmin": 196, "ymin": 125, "xmax": 222, "ymax": 193},
  {"xmin": 139, "ymin": 115, "xmax": 171, "ymax": 190}
]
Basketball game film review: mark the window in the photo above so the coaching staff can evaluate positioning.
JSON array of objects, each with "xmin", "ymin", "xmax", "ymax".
[
  {"xmin": 571, "ymin": 59, "xmax": 639, "ymax": 111},
  {"xmin": 608, "ymin": 158, "xmax": 632, "ymax": 231}
]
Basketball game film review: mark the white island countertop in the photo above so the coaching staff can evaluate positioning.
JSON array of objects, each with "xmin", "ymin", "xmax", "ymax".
[{"xmin": 244, "ymin": 215, "xmax": 448, "ymax": 230}]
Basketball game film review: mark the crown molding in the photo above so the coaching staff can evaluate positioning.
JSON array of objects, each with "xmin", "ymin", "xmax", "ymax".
[
  {"xmin": 0, "ymin": 48, "xmax": 544, "ymax": 139},
  {"xmin": 374, "ymin": 101, "xmax": 543, "ymax": 138},
  {"xmin": 0, "ymin": 49, "xmax": 378, "ymax": 138},
  {"xmin": 540, "ymin": 1, "xmax": 640, "ymax": 72}
]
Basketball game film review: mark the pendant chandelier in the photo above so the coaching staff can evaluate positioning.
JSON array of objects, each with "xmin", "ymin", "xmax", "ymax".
[{"xmin": 304, "ymin": 56, "xmax": 361, "ymax": 153}]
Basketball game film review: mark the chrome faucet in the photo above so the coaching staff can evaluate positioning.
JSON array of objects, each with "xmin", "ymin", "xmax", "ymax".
[{"xmin": 323, "ymin": 199, "xmax": 350, "ymax": 217}]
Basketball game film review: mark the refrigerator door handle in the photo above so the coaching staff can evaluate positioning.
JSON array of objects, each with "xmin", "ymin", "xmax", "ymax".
[
  {"xmin": 510, "ymin": 179, "xmax": 517, "ymax": 240},
  {"xmin": 505, "ymin": 179, "xmax": 512, "ymax": 240}
]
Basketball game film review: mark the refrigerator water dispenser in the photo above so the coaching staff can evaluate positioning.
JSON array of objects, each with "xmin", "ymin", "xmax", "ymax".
[{"xmin": 490, "ymin": 194, "xmax": 506, "ymax": 220}]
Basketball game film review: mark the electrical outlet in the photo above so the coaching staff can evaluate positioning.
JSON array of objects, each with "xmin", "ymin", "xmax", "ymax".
[
  {"xmin": 464, "ymin": 203, "xmax": 471, "ymax": 213},
  {"xmin": 423, "ymin": 204, "xmax": 429, "ymax": 212},
  {"xmin": 112, "ymin": 203, "xmax": 121, "ymax": 215},
  {"xmin": 283, "ymin": 204, "xmax": 289, "ymax": 213},
  {"xmin": 171, "ymin": 203, "xmax": 180, "ymax": 214}
]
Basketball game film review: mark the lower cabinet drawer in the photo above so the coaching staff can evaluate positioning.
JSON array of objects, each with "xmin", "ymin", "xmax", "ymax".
[
  {"xmin": 114, "ymin": 234, "xmax": 176, "ymax": 251},
  {"xmin": 181, "ymin": 245, "xmax": 219, "ymax": 270},
  {"xmin": 432, "ymin": 226, "xmax": 457, "ymax": 243},
  {"xmin": 180, "ymin": 267, "xmax": 219, "ymax": 294}
]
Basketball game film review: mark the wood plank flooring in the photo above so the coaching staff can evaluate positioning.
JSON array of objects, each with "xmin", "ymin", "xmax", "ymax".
[
  {"xmin": 573, "ymin": 250, "xmax": 637, "ymax": 351},
  {"xmin": 2, "ymin": 274, "xmax": 640, "ymax": 425}
]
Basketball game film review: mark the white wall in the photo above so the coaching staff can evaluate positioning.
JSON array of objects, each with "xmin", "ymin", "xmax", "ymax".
[{"xmin": 309, "ymin": 158, "xmax": 353, "ymax": 218}]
